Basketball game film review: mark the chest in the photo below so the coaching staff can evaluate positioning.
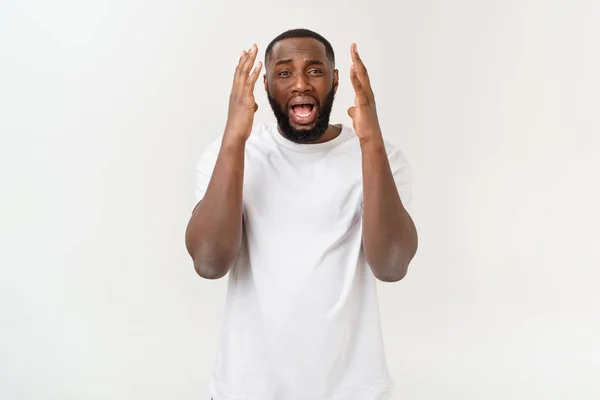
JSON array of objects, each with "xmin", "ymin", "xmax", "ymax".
[{"xmin": 242, "ymin": 148, "xmax": 363, "ymax": 234}]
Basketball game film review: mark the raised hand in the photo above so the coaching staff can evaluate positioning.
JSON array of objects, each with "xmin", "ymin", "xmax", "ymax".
[
  {"xmin": 224, "ymin": 44, "xmax": 263, "ymax": 143},
  {"xmin": 347, "ymin": 44, "xmax": 382, "ymax": 143}
]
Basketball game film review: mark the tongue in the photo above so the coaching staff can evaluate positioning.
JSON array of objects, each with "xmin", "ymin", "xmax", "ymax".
[{"xmin": 293, "ymin": 105, "xmax": 312, "ymax": 115}]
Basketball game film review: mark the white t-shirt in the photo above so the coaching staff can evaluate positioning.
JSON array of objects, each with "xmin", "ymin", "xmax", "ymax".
[{"xmin": 195, "ymin": 122, "xmax": 412, "ymax": 400}]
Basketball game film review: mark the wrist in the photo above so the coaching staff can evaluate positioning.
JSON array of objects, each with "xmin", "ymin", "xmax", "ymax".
[
  {"xmin": 359, "ymin": 132, "xmax": 385, "ymax": 151},
  {"xmin": 222, "ymin": 131, "xmax": 248, "ymax": 150}
]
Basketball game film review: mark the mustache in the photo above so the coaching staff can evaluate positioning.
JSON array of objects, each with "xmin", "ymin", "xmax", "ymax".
[
  {"xmin": 267, "ymin": 86, "xmax": 334, "ymax": 113},
  {"xmin": 285, "ymin": 98, "xmax": 320, "ymax": 111},
  {"xmin": 266, "ymin": 85, "xmax": 336, "ymax": 144}
]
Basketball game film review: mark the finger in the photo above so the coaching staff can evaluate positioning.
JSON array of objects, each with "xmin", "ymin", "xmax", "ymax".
[
  {"xmin": 349, "ymin": 64, "xmax": 363, "ymax": 91},
  {"xmin": 350, "ymin": 44, "xmax": 374, "ymax": 97},
  {"xmin": 234, "ymin": 50, "xmax": 249, "ymax": 81},
  {"xmin": 350, "ymin": 64, "xmax": 369, "ymax": 105},
  {"xmin": 350, "ymin": 43, "xmax": 367, "ymax": 75},
  {"xmin": 238, "ymin": 49, "xmax": 247, "ymax": 64},
  {"xmin": 347, "ymin": 106, "xmax": 356, "ymax": 119},
  {"xmin": 246, "ymin": 61, "xmax": 263, "ymax": 90},
  {"xmin": 239, "ymin": 44, "xmax": 258, "ymax": 82},
  {"xmin": 350, "ymin": 43, "xmax": 359, "ymax": 62}
]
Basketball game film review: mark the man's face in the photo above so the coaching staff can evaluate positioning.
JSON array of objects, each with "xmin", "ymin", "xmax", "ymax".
[{"xmin": 264, "ymin": 37, "xmax": 339, "ymax": 143}]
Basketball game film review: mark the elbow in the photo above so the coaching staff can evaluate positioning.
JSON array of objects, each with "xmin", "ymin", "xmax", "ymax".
[
  {"xmin": 373, "ymin": 261, "xmax": 409, "ymax": 282},
  {"xmin": 377, "ymin": 237, "xmax": 418, "ymax": 282},
  {"xmin": 185, "ymin": 226, "xmax": 237, "ymax": 280},
  {"xmin": 370, "ymin": 247, "xmax": 416, "ymax": 282},
  {"xmin": 193, "ymin": 259, "xmax": 229, "ymax": 280},
  {"xmin": 188, "ymin": 245, "xmax": 237, "ymax": 280},
  {"xmin": 366, "ymin": 228, "xmax": 418, "ymax": 283},
  {"xmin": 388, "ymin": 243, "xmax": 419, "ymax": 282}
]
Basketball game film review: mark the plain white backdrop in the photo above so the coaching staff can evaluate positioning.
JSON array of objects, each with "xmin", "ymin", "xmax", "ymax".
[{"xmin": 1, "ymin": 0, "xmax": 599, "ymax": 399}]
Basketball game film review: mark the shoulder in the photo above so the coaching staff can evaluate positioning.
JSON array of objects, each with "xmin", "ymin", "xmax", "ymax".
[
  {"xmin": 247, "ymin": 122, "xmax": 277, "ymax": 145},
  {"xmin": 198, "ymin": 123, "xmax": 274, "ymax": 157},
  {"xmin": 384, "ymin": 140, "xmax": 410, "ymax": 167},
  {"xmin": 195, "ymin": 135, "xmax": 221, "ymax": 169},
  {"xmin": 342, "ymin": 124, "xmax": 409, "ymax": 160}
]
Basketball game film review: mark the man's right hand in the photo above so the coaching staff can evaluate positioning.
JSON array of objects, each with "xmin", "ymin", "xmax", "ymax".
[{"xmin": 224, "ymin": 44, "xmax": 263, "ymax": 144}]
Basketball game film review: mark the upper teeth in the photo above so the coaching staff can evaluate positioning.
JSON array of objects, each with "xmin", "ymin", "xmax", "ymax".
[{"xmin": 294, "ymin": 105, "xmax": 312, "ymax": 117}]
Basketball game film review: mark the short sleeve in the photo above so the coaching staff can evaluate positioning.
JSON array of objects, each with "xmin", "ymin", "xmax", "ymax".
[
  {"xmin": 386, "ymin": 141, "xmax": 413, "ymax": 212},
  {"xmin": 195, "ymin": 137, "xmax": 222, "ymax": 204}
]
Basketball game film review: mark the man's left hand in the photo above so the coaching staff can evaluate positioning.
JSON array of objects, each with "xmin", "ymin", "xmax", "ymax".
[{"xmin": 347, "ymin": 44, "xmax": 382, "ymax": 144}]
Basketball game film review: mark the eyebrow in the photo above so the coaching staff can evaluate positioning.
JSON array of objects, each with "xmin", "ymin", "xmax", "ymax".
[{"xmin": 274, "ymin": 59, "xmax": 326, "ymax": 67}]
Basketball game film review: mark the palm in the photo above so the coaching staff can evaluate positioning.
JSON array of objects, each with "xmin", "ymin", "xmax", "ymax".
[{"xmin": 225, "ymin": 44, "xmax": 262, "ymax": 140}]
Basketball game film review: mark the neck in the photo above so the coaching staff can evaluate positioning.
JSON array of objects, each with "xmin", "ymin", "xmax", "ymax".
[
  {"xmin": 277, "ymin": 124, "xmax": 342, "ymax": 144},
  {"xmin": 315, "ymin": 124, "xmax": 342, "ymax": 143}
]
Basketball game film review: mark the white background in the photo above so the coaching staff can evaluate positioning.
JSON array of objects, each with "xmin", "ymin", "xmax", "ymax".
[{"xmin": 1, "ymin": 0, "xmax": 599, "ymax": 399}]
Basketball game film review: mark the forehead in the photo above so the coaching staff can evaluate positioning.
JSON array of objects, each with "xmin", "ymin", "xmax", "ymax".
[{"xmin": 269, "ymin": 37, "xmax": 329, "ymax": 65}]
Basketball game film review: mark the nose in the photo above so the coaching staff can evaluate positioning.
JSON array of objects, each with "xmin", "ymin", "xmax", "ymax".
[{"xmin": 291, "ymin": 73, "xmax": 312, "ymax": 94}]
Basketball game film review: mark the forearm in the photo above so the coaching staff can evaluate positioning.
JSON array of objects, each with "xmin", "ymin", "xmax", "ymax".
[
  {"xmin": 361, "ymin": 135, "xmax": 418, "ymax": 282},
  {"xmin": 185, "ymin": 136, "xmax": 246, "ymax": 279}
]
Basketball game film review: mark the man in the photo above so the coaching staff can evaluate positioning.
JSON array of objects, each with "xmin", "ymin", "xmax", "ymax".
[{"xmin": 185, "ymin": 29, "xmax": 418, "ymax": 400}]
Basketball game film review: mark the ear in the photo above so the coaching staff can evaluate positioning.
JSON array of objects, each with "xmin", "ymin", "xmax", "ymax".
[
  {"xmin": 333, "ymin": 69, "xmax": 339, "ymax": 93},
  {"xmin": 263, "ymin": 73, "xmax": 268, "ymax": 91}
]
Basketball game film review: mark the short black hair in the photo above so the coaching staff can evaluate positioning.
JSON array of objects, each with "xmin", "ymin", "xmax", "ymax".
[{"xmin": 265, "ymin": 28, "xmax": 335, "ymax": 66}]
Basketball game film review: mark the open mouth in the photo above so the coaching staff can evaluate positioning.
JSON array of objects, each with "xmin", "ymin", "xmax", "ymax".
[{"xmin": 288, "ymin": 99, "xmax": 318, "ymax": 125}]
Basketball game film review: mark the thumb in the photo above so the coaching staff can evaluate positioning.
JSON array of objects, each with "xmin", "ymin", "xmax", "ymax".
[
  {"xmin": 254, "ymin": 103, "xmax": 259, "ymax": 113},
  {"xmin": 347, "ymin": 106, "xmax": 356, "ymax": 119}
]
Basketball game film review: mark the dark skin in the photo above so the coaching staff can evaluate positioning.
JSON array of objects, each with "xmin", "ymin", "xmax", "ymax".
[
  {"xmin": 346, "ymin": 43, "xmax": 418, "ymax": 281},
  {"xmin": 184, "ymin": 44, "xmax": 261, "ymax": 279},
  {"xmin": 185, "ymin": 38, "xmax": 418, "ymax": 281},
  {"xmin": 264, "ymin": 38, "xmax": 341, "ymax": 143}
]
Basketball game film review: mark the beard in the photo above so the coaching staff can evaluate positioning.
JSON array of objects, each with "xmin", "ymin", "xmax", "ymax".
[{"xmin": 267, "ymin": 84, "xmax": 336, "ymax": 144}]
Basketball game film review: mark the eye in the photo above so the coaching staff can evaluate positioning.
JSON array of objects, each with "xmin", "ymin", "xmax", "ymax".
[
  {"xmin": 278, "ymin": 71, "xmax": 291, "ymax": 77},
  {"xmin": 309, "ymin": 69, "xmax": 324, "ymax": 75}
]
